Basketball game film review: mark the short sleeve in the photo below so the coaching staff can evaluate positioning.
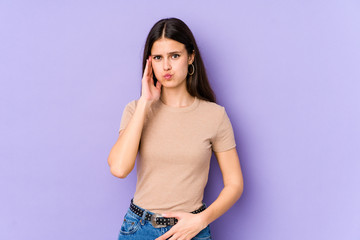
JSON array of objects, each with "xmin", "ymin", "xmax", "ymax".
[
  {"xmin": 118, "ymin": 100, "xmax": 137, "ymax": 134},
  {"xmin": 211, "ymin": 107, "xmax": 236, "ymax": 152}
]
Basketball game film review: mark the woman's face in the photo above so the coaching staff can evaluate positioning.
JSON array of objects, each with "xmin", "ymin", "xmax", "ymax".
[{"xmin": 150, "ymin": 38, "xmax": 194, "ymax": 89}]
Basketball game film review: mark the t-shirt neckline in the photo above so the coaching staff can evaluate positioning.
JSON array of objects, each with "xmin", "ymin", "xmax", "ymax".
[{"xmin": 158, "ymin": 96, "xmax": 199, "ymax": 112}]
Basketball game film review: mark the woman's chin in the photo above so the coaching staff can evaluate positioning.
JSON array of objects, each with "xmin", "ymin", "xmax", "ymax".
[
  {"xmin": 160, "ymin": 81, "xmax": 177, "ymax": 88},
  {"xmin": 159, "ymin": 79, "xmax": 187, "ymax": 89}
]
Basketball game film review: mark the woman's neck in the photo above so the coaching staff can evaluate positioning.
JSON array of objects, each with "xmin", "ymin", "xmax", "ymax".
[{"xmin": 160, "ymin": 88, "xmax": 195, "ymax": 108}]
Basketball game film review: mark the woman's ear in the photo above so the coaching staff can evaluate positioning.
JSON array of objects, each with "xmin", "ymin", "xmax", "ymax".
[{"xmin": 188, "ymin": 50, "xmax": 195, "ymax": 64}]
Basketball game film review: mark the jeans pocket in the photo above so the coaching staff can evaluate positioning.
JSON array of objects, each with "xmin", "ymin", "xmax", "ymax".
[
  {"xmin": 192, "ymin": 225, "xmax": 211, "ymax": 239},
  {"xmin": 119, "ymin": 212, "xmax": 141, "ymax": 235}
]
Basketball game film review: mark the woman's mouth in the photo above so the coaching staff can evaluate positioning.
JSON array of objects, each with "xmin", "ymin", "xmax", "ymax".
[{"xmin": 164, "ymin": 74, "xmax": 173, "ymax": 80}]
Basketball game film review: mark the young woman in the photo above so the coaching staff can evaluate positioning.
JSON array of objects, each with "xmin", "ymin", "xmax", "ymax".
[{"xmin": 108, "ymin": 17, "xmax": 244, "ymax": 240}]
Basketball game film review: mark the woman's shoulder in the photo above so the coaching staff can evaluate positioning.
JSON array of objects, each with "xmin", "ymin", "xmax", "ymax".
[
  {"xmin": 123, "ymin": 98, "xmax": 139, "ymax": 109},
  {"xmin": 119, "ymin": 99, "xmax": 139, "ymax": 116},
  {"xmin": 123, "ymin": 98, "xmax": 159, "ymax": 115},
  {"xmin": 198, "ymin": 98, "xmax": 225, "ymax": 111},
  {"xmin": 197, "ymin": 98, "xmax": 227, "ymax": 117}
]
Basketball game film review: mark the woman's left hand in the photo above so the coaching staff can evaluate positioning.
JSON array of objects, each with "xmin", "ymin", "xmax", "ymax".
[{"xmin": 155, "ymin": 212, "xmax": 207, "ymax": 240}]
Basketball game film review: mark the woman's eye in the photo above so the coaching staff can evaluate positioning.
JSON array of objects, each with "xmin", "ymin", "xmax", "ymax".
[
  {"xmin": 172, "ymin": 54, "xmax": 180, "ymax": 59},
  {"xmin": 153, "ymin": 56, "xmax": 161, "ymax": 60}
]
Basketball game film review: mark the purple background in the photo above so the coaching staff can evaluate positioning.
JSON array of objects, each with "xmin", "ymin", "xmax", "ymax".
[{"xmin": 1, "ymin": 1, "xmax": 359, "ymax": 239}]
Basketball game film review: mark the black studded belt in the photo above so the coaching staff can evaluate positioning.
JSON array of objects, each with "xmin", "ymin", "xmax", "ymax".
[{"xmin": 129, "ymin": 199, "xmax": 206, "ymax": 228}]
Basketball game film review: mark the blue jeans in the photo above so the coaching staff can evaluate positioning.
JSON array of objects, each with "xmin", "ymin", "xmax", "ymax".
[{"xmin": 118, "ymin": 203, "xmax": 212, "ymax": 239}]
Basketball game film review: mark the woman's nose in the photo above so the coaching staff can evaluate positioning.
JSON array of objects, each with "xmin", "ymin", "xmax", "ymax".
[{"xmin": 163, "ymin": 58, "xmax": 171, "ymax": 70}]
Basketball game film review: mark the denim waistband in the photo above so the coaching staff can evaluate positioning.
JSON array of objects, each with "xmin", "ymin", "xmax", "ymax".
[{"xmin": 128, "ymin": 199, "xmax": 207, "ymax": 222}]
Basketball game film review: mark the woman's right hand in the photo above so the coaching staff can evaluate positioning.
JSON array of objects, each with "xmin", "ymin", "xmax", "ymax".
[
  {"xmin": 108, "ymin": 57, "xmax": 160, "ymax": 178},
  {"xmin": 141, "ymin": 56, "xmax": 162, "ymax": 103}
]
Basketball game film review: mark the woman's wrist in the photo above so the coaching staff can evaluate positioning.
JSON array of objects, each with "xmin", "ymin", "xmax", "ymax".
[
  {"xmin": 197, "ymin": 210, "xmax": 211, "ymax": 227},
  {"xmin": 138, "ymin": 96, "xmax": 154, "ymax": 109}
]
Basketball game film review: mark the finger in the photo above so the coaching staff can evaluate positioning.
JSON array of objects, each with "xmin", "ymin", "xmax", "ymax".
[
  {"xmin": 162, "ymin": 212, "xmax": 182, "ymax": 219},
  {"xmin": 177, "ymin": 235, "xmax": 188, "ymax": 240},
  {"xmin": 145, "ymin": 56, "xmax": 153, "ymax": 76},
  {"xmin": 143, "ymin": 59, "xmax": 149, "ymax": 79},
  {"xmin": 147, "ymin": 56, "xmax": 153, "ymax": 77},
  {"xmin": 168, "ymin": 232, "xmax": 183, "ymax": 240},
  {"xmin": 155, "ymin": 80, "xmax": 162, "ymax": 89},
  {"xmin": 155, "ymin": 231, "xmax": 171, "ymax": 240},
  {"xmin": 156, "ymin": 227, "xmax": 177, "ymax": 240}
]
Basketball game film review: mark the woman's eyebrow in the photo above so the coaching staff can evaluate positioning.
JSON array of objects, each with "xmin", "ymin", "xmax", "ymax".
[{"xmin": 151, "ymin": 51, "xmax": 182, "ymax": 56}]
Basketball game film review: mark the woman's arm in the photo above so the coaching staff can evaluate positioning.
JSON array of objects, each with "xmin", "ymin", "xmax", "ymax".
[
  {"xmin": 108, "ymin": 56, "xmax": 161, "ymax": 178},
  {"xmin": 199, "ymin": 147, "xmax": 244, "ymax": 224},
  {"xmin": 107, "ymin": 97, "xmax": 152, "ymax": 178},
  {"xmin": 156, "ymin": 147, "xmax": 243, "ymax": 240}
]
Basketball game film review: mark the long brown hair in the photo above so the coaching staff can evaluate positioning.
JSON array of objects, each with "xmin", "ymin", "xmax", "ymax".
[{"xmin": 141, "ymin": 18, "xmax": 216, "ymax": 103}]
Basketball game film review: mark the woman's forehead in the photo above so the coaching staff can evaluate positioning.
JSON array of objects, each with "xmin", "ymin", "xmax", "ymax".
[{"xmin": 151, "ymin": 38, "xmax": 185, "ymax": 55}]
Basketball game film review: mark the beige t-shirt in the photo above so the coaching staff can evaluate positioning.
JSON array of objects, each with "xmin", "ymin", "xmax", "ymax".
[{"xmin": 118, "ymin": 96, "xmax": 236, "ymax": 213}]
